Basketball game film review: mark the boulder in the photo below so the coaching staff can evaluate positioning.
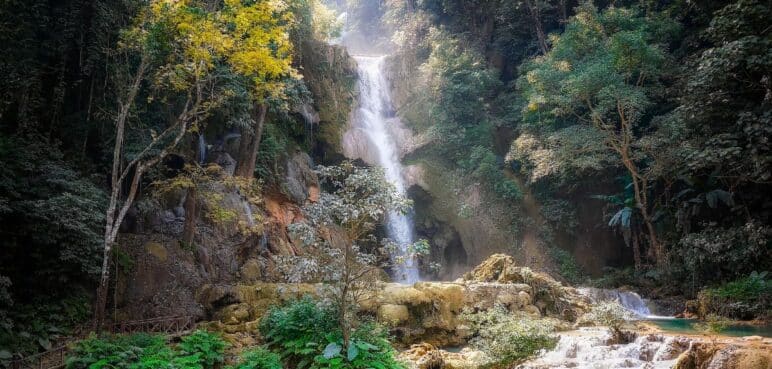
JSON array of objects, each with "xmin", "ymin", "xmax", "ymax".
[
  {"xmin": 398, "ymin": 343, "xmax": 444, "ymax": 369},
  {"xmin": 462, "ymin": 253, "xmax": 516, "ymax": 282},
  {"xmin": 144, "ymin": 241, "xmax": 168, "ymax": 262},
  {"xmin": 674, "ymin": 341, "xmax": 772, "ymax": 369},
  {"xmin": 239, "ymin": 259, "xmax": 262, "ymax": 282},
  {"xmin": 283, "ymin": 152, "xmax": 319, "ymax": 205},
  {"xmin": 378, "ymin": 304, "xmax": 410, "ymax": 326}
]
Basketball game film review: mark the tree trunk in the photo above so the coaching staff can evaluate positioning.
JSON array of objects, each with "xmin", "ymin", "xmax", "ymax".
[
  {"xmin": 234, "ymin": 104, "xmax": 267, "ymax": 178},
  {"xmin": 94, "ymin": 58, "xmax": 147, "ymax": 329},
  {"xmin": 632, "ymin": 233, "xmax": 642, "ymax": 271},
  {"xmin": 621, "ymin": 152, "xmax": 662, "ymax": 265},
  {"xmin": 559, "ymin": 0, "xmax": 567, "ymax": 24},
  {"xmin": 525, "ymin": 0, "xmax": 549, "ymax": 54}
]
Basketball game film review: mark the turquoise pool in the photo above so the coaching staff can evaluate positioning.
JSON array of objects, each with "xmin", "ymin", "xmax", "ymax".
[{"xmin": 645, "ymin": 318, "xmax": 772, "ymax": 337}]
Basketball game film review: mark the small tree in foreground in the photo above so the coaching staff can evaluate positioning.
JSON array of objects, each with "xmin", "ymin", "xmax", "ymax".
[
  {"xmin": 694, "ymin": 314, "xmax": 730, "ymax": 346},
  {"xmin": 581, "ymin": 301, "xmax": 634, "ymax": 343},
  {"xmin": 280, "ymin": 161, "xmax": 428, "ymax": 354},
  {"xmin": 461, "ymin": 305, "xmax": 558, "ymax": 367}
]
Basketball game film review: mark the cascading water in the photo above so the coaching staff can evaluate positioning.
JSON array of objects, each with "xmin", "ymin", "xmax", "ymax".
[
  {"xmin": 517, "ymin": 328, "xmax": 690, "ymax": 369},
  {"xmin": 242, "ymin": 200, "xmax": 255, "ymax": 227},
  {"xmin": 353, "ymin": 55, "xmax": 419, "ymax": 284},
  {"xmin": 198, "ymin": 134, "xmax": 207, "ymax": 164},
  {"xmin": 578, "ymin": 287, "xmax": 653, "ymax": 317}
]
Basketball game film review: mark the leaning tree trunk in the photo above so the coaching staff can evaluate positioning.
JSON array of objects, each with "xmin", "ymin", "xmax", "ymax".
[
  {"xmin": 234, "ymin": 104, "xmax": 267, "ymax": 178},
  {"xmin": 94, "ymin": 58, "xmax": 147, "ymax": 329}
]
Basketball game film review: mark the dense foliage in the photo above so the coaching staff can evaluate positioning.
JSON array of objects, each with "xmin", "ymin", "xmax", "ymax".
[
  {"xmin": 258, "ymin": 298, "xmax": 405, "ymax": 369},
  {"xmin": 65, "ymin": 330, "xmax": 227, "ymax": 369},
  {"xmin": 1, "ymin": 0, "xmax": 770, "ymax": 362},
  {"xmin": 376, "ymin": 0, "xmax": 770, "ymax": 302},
  {"xmin": 0, "ymin": 0, "xmax": 347, "ymax": 356},
  {"xmin": 461, "ymin": 305, "xmax": 559, "ymax": 367}
]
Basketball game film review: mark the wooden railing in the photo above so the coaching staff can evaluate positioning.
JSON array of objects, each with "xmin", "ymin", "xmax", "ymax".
[
  {"xmin": 7, "ymin": 316, "xmax": 197, "ymax": 369},
  {"xmin": 8, "ymin": 346, "xmax": 67, "ymax": 369},
  {"xmin": 112, "ymin": 315, "xmax": 197, "ymax": 336}
]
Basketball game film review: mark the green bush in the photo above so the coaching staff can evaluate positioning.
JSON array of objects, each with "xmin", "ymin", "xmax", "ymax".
[
  {"xmin": 580, "ymin": 301, "xmax": 633, "ymax": 342},
  {"xmin": 711, "ymin": 271, "xmax": 770, "ymax": 302},
  {"xmin": 65, "ymin": 333, "xmax": 172, "ymax": 369},
  {"xmin": 0, "ymin": 292, "xmax": 92, "ymax": 357},
  {"xmin": 177, "ymin": 330, "xmax": 228, "ymax": 368},
  {"xmin": 259, "ymin": 298, "xmax": 404, "ymax": 369},
  {"xmin": 312, "ymin": 322, "xmax": 404, "ymax": 369},
  {"xmin": 226, "ymin": 348, "xmax": 282, "ymax": 369},
  {"xmin": 699, "ymin": 271, "xmax": 771, "ymax": 319},
  {"xmin": 549, "ymin": 247, "xmax": 583, "ymax": 284},
  {"xmin": 66, "ymin": 330, "xmax": 228, "ymax": 369},
  {"xmin": 461, "ymin": 306, "xmax": 558, "ymax": 367},
  {"xmin": 258, "ymin": 297, "xmax": 337, "ymax": 366}
]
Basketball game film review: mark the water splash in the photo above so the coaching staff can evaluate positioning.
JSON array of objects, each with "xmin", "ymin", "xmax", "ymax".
[
  {"xmin": 518, "ymin": 328, "xmax": 690, "ymax": 369},
  {"xmin": 578, "ymin": 288, "xmax": 653, "ymax": 317},
  {"xmin": 354, "ymin": 55, "xmax": 419, "ymax": 284}
]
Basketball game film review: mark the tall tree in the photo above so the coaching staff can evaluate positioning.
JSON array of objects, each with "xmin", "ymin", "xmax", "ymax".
[
  {"xmin": 519, "ymin": 4, "xmax": 678, "ymax": 265},
  {"xmin": 95, "ymin": 0, "xmax": 297, "ymax": 326},
  {"xmin": 226, "ymin": 0, "xmax": 297, "ymax": 178}
]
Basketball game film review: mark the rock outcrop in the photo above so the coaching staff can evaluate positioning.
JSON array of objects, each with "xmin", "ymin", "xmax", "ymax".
[
  {"xmin": 398, "ymin": 343, "xmax": 490, "ymax": 369},
  {"xmin": 673, "ymin": 338, "xmax": 772, "ymax": 369},
  {"xmin": 201, "ymin": 253, "xmax": 588, "ymax": 346}
]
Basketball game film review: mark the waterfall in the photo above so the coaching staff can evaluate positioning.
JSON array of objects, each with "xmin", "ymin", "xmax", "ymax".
[
  {"xmin": 242, "ymin": 200, "xmax": 255, "ymax": 227},
  {"xmin": 198, "ymin": 134, "xmax": 207, "ymax": 164},
  {"xmin": 354, "ymin": 55, "xmax": 419, "ymax": 284},
  {"xmin": 578, "ymin": 287, "xmax": 653, "ymax": 317}
]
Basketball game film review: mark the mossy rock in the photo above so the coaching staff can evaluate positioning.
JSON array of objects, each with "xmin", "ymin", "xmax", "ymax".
[{"xmin": 144, "ymin": 241, "xmax": 168, "ymax": 262}]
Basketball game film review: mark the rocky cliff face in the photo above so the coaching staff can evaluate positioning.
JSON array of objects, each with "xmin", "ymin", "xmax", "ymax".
[
  {"xmin": 113, "ymin": 37, "xmax": 358, "ymax": 321},
  {"xmin": 114, "ymin": 151, "xmax": 321, "ymax": 321}
]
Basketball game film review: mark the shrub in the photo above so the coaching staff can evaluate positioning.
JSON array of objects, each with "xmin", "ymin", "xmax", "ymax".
[
  {"xmin": 65, "ymin": 333, "xmax": 172, "ymax": 369},
  {"xmin": 694, "ymin": 314, "xmax": 731, "ymax": 336},
  {"xmin": 461, "ymin": 306, "xmax": 558, "ymax": 367},
  {"xmin": 259, "ymin": 298, "xmax": 338, "ymax": 366},
  {"xmin": 580, "ymin": 301, "xmax": 634, "ymax": 342},
  {"xmin": 226, "ymin": 348, "xmax": 282, "ymax": 369},
  {"xmin": 259, "ymin": 299, "xmax": 404, "ymax": 369},
  {"xmin": 699, "ymin": 271, "xmax": 770, "ymax": 319},
  {"xmin": 549, "ymin": 247, "xmax": 583, "ymax": 284},
  {"xmin": 66, "ymin": 331, "xmax": 228, "ymax": 369},
  {"xmin": 313, "ymin": 322, "xmax": 405, "ymax": 369},
  {"xmin": 177, "ymin": 330, "xmax": 228, "ymax": 368}
]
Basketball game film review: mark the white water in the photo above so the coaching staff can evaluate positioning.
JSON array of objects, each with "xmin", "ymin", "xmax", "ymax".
[
  {"xmin": 353, "ymin": 55, "xmax": 419, "ymax": 284},
  {"xmin": 242, "ymin": 200, "xmax": 255, "ymax": 227},
  {"xmin": 517, "ymin": 328, "xmax": 690, "ymax": 369},
  {"xmin": 578, "ymin": 288, "xmax": 655, "ymax": 317},
  {"xmin": 198, "ymin": 134, "xmax": 207, "ymax": 164}
]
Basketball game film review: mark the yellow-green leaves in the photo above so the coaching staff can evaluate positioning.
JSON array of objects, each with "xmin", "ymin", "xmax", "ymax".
[
  {"xmin": 124, "ymin": 0, "xmax": 298, "ymax": 99},
  {"xmin": 223, "ymin": 0, "xmax": 297, "ymax": 100}
]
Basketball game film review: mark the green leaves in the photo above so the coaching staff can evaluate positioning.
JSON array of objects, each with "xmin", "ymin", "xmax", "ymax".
[
  {"xmin": 258, "ymin": 299, "xmax": 405, "ymax": 369},
  {"xmin": 226, "ymin": 348, "xmax": 282, "ymax": 369},
  {"xmin": 323, "ymin": 343, "xmax": 341, "ymax": 359},
  {"xmin": 66, "ymin": 331, "xmax": 228, "ymax": 369}
]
